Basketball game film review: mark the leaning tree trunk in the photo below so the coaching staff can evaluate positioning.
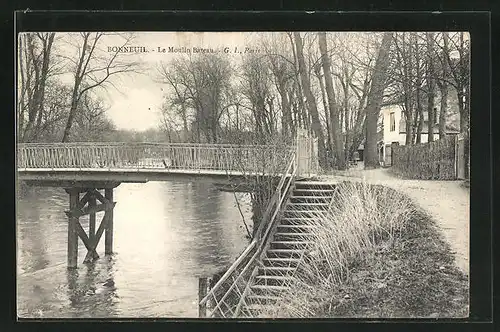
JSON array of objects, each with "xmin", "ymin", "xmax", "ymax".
[
  {"xmin": 293, "ymin": 32, "xmax": 328, "ymax": 169},
  {"xmin": 318, "ymin": 32, "xmax": 346, "ymax": 170},
  {"xmin": 364, "ymin": 32, "xmax": 393, "ymax": 169}
]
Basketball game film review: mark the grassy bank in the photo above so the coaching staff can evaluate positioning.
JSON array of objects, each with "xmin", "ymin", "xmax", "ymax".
[{"xmin": 255, "ymin": 182, "xmax": 469, "ymax": 318}]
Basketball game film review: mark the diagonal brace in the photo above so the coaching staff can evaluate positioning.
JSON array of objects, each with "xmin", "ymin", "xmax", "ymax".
[{"xmin": 83, "ymin": 211, "xmax": 112, "ymax": 263}]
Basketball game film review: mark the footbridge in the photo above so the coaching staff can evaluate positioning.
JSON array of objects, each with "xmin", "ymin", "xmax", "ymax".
[{"xmin": 17, "ymin": 131, "xmax": 319, "ymax": 269}]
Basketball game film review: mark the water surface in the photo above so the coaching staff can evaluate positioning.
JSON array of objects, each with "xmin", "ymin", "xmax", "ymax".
[{"xmin": 17, "ymin": 181, "xmax": 252, "ymax": 318}]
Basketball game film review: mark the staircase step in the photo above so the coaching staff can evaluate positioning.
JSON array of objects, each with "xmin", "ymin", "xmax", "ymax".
[
  {"xmin": 271, "ymin": 240, "xmax": 313, "ymax": 244},
  {"xmin": 290, "ymin": 196, "xmax": 333, "ymax": 202},
  {"xmin": 286, "ymin": 207, "xmax": 329, "ymax": 213},
  {"xmin": 262, "ymin": 257, "xmax": 301, "ymax": 267},
  {"xmin": 291, "ymin": 195, "xmax": 332, "ymax": 198},
  {"xmin": 268, "ymin": 248, "xmax": 305, "ymax": 254},
  {"xmin": 277, "ymin": 224, "xmax": 316, "ymax": 229},
  {"xmin": 254, "ymin": 274, "xmax": 293, "ymax": 287},
  {"xmin": 281, "ymin": 217, "xmax": 317, "ymax": 221},
  {"xmin": 259, "ymin": 266, "xmax": 295, "ymax": 272},
  {"xmin": 251, "ymin": 285, "xmax": 289, "ymax": 291},
  {"xmin": 288, "ymin": 202, "xmax": 329, "ymax": 206},
  {"xmin": 246, "ymin": 295, "xmax": 282, "ymax": 302},
  {"xmin": 293, "ymin": 188, "xmax": 336, "ymax": 193},
  {"xmin": 275, "ymin": 232, "xmax": 314, "ymax": 237},
  {"xmin": 263, "ymin": 257, "xmax": 301, "ymax": 263},
  {"xmin": 255, "ymin": 275, "xmax": 293, "ymax": 281},
  {"xmin": 284, "ymin": 210, "xmax": 325, "ymax": 214},
  {"xmin": 270, "ymin": 241, "xmax": 313, "ymax": 249},
  {"xmin": 266, "ymin": 248, "xmax": 304, "ymax": 258},
  {"xmin": 295, "ymin": 181, "xmax": 337, "ymax": 186}
]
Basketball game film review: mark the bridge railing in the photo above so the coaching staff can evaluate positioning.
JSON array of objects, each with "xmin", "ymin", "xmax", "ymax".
[
  {"xmin": 198, "ymin": 152, "xmax": 297, "ymax": 318},
  {"xmin": 17, "ymin": 142, "xmax": 295, "ymax": 174}
]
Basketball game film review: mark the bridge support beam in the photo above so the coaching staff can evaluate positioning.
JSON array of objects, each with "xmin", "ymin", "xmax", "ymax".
[
  {"xmin": 104, "ymin": 188, "xmax": 114, "ymax": 255},
  {"xmin": 63, "ymin": 182, "xmax": 119, "ymax": 269}
]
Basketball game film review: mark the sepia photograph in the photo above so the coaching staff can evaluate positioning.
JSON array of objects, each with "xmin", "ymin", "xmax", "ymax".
[{"xmin": 16, "ymin": 30, "xmax": 470, "ymax": 319}]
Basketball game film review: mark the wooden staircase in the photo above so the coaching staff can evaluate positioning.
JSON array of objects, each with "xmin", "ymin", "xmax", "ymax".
[{"xmin": 240, "ymin": 180, "xmax": 337, "ymax": 317}]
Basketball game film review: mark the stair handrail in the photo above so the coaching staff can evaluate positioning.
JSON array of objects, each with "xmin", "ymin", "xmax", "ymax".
[
  {"xmin": 199, "ymin": 151, "xmax": 297, "ymax": 317},
  {"xmin": 231, "ymin": 155, "xmax": 298, "ymax": 317}
]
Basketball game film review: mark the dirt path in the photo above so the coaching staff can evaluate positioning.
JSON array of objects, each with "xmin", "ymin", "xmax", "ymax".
[{"xmin": 317, "ymin": 167, "xmax": 470, "ymax": 276}]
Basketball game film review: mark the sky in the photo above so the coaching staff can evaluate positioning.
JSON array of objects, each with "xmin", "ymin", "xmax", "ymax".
[{"xmin": 82, "ymin": 32, "xmax": 262, "ymax": 131}]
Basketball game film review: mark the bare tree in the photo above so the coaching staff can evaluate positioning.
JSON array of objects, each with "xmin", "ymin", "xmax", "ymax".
[
  {"xmin": 436, "ymin": 32, "xmax": 450, "ymax": 138},
  {"xmin": 73, "ymin": 93, "xmax": 115, "ymax": 141},
  {"xmin": 318, "ymin": 32, "xmax": 346, "ymax": 170},
  {"xmin": 293, "ymin": 32, "xmax": 328, "ymax": 169},
  {"xmin": 18, "ymin": 33, "xmax": 56, "ymax": 142},
  {"xmin": 158, "ymin": 53, "xmax": 233, "ymax": 143},
  {"xmin": 439, "ymin": 32, "xmax": 470, "ymax": 132},
  {"xmin": 61, "ymin": 32, "xmax": 139, "ymax": 142},
  {"xmin": 240, "ymin": 54, "xmax": 276, "ymax": 143},
  {"xmin": 261, "ymin": 34, "xmax": 296, "ymax": 139},
  {"xmin": 364, "ymin": 32, "xmax": 393, "ymax": 169}
]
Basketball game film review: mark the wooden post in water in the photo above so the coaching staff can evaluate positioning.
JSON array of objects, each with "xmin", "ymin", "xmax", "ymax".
[
  {"xmin": 104, "ymin": 188, "xmax": 114, "ymax": 255},
  {"xmin": 83, "ymin": 191, "xmax": 99, "ymax": 263},
  {"xmin": 198, "ymin": 277, "xmax": 208, "ymax": 317},
  {"xmin": 89, "ymin": 194, "xmax": 96, "ymax": 247},
  {"xmin": 66, "ymin": 189, "xmax": 79, "ymax": 269}
]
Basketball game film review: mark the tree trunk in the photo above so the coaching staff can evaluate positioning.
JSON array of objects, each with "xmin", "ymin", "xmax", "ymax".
[
  {"xmin": 364, "ymin": 32, "xmax": 393, "ymax": 169},
  {"xmin": 277, "ymin": 81, "xmax": 292, "ymax": 137},
  {"xmin": 405, "ymin": 115, "xmax": 413, "ymax": 145},
  {"xmin": 416, "ymin": 100, "xmax": 424, "ymax": 144},
  {"xmin": 342, "ymin": 70, "xmax": 350, "ymax": 162},
  {"xmin": 314, "ymin": 67, "xmax": 332, "ymax": 154},
  {"xmin": 318, "ymin": 32, "xmax": 346, "ymax": 170},
  {"xmin": 438, "ymin": 82, "xmax": 448, "ymax": 137},
  {"xmin": 18, "ymin": 37, "xmax": 26, "ymax": 140},
  {"xmin": 426, "ymin": 32, "xmax": 436, "ymax": 142},
  {"xmin": 415, "ymin": 33, "xmax": 424, "ymax": 144},
  {"xmin": 293, "ymin": 32, "xmax": 328, "ymax": 169},
  {"xmin": 458, "ymin": 91, "xmax": 468, "ymax": 133}
]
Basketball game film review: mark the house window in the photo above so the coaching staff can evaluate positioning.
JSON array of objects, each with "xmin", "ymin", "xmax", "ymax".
[{"xmin": 389, "ymin": 112, "xmax": 396, "ymax": 132}]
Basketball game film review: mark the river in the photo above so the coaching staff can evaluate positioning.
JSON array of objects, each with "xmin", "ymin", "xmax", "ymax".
[{"xmin": 16, "ymin": 181, "xmax": 253, "ymax": 318}]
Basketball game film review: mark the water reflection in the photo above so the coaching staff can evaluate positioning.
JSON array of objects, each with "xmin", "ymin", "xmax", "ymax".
[
  {"xmin": 65, "ymin": 258, "xmax": 119, "ymax": 318},
  {"xmin": 17, "ymin": 181, "xmax": 252, "ymax": 318}
]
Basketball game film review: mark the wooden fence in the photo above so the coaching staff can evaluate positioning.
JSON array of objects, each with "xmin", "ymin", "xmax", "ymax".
[{"xmin": 392, "ymin": 134, "xmax": 468, "ymax": 180}]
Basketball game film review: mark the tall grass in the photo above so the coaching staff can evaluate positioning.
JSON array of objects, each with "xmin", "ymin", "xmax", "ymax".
[{"xmin": 253, "ymin": 181, "xmax": 417, "ymax": 318}]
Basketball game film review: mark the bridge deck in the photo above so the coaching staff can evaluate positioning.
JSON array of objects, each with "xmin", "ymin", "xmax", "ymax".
[
  {"xmin": 18, "ymin": 167, "xmax": 292, "ymax": 187},
  {"xmin": 17, "ymin": 141, "xmax": 317, "ymax": 187}
]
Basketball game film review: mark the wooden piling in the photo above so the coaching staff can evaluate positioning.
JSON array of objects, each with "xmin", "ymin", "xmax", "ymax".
[
  {"xmin": 104, "ymin": 188, "xmax": 114, "ymax": 255},
  {"xmin": 83, "ymin": 193, "xmax": 98, "ymax": 263},
  {"xmin": 67, "ymin": 189, "xmax": 79, "ymax": 269},
  {"xmin": 198, "ymin": 277, "xmax": 208, "ymax": 318},
  {"xmin": 89, "ymin": 194, "xmax": 96, "ymax": 243}
]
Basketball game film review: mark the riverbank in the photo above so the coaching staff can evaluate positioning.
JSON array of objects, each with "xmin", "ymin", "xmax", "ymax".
[
  {"xmin": 307, "ymin": 211, "xmax": 468, "ymax": 318},
  {"xmin": 254, "ymin": 181, "xmax": 469, "ymax": 318},
  {"xmin": 316, "ymin": 167, "xmax": 469, "ymax": 276}
]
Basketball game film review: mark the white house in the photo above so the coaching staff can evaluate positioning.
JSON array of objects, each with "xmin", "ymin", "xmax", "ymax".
[{"xmin": 378, "ymin": 101, "xmax": 460, "ymax": 166}]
